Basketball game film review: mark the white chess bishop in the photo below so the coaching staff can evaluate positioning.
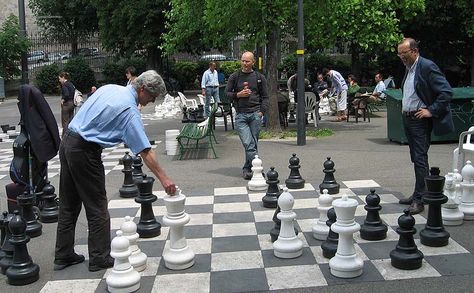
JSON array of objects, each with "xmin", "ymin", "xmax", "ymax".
[
  {"xmin": 273, "ymin": 188, "xmax": 303, "ymax": 258},
  {"xmin": 329, "ymin": 195, "xmax": 363, "ymax": 278},
  {"xmin": 106, "ymin": 230, "xmax": 141, "ymax": 293},
  {"xmin": 312, "ymin": 189, "xmax": 333, "ymax": 240},
  {"xmin": 248, "ymin": 155, "xmax": 268, "ymax": 191},
  {"xmin": 162, "ymin": 188, "xmax": 195, "ymax": 270},
  {"xmin": 441, "ymin": 173, "xmax": 464, "ymax": 226},
  {"xmin": 459, "ymin": 161, "xmax": 474, "ymax": 220},
  {"xmin": 121, "ymin": 216, "xmax": 147, "ymax": 271}
]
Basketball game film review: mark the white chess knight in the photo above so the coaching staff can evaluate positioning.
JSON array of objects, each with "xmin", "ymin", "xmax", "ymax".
[
  {"xmin": 106, "ymin": 230, "xmax": 141, "ymax": 293},
  {"xmin": 273, "ymin": 188, "xmax": 303, "ymax": 258},
  {"xmin": 441, "ymin": 173, "xmax": 464, "ymax": 226},
  {"xmin": 248, "ymin": 155, "xmax": 268, "ymax": 191},
  {"xmin": 459, "ymin": 161, "xmax": 474, "ymax": 220},
  {"xmin": 312, "ymin": 189, "xmax": 333, "ymax": 240},
  {"xmin": 162, "ymin": 188, "xmax": 195, "ymax": 270},
  {"xmin": 329, "ymin": 195, "xmax": 363, "ymax": 278},
  {"xmin": 121, "ymin": 216, "xmax": 147, "ymax": 271}
]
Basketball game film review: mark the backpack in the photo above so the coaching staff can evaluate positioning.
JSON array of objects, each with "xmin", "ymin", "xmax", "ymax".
[{"xmin": 73, "ymin": 89, "xmax": 83, "ymax": 107}]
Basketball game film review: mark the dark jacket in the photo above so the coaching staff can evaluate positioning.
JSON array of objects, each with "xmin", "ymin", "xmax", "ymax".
[
  {"xmin": 17, "ymin": 85, "xmax": 60, "ymax": 162},
  {"xmin": 226, "ymin": 70, "xmax": 269, "ymax": 114},
  {"xmin": 402, "ymin": 56, "xmax": 455, "ymax": 136},
  {"xmin": 61, "ymin": 80, "xmax": 75, "ymax": 102}
]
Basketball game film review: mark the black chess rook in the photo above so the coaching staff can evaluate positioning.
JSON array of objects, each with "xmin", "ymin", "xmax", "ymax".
[
  {"xmin": 360, "ymin": 189, "xmax": 388, "ymax": 241},
  {"xmin": 17, "ymin": 191, "xmax": 42, "ymax": 238},
  {"xmin": 38, "ymin": 181, "xmax": 59, "ymax": 223},
  {"xmin": 321, "ymin": 208, "xmax": 339, "ymax": 259},
  {"xmin": 262, "ymin": 167, "xmax": 282, "ymax": 208},
  {"xmin": 319, "ymin": 157, "xmax": 340, "ymax": 194},
  {"xmin": 135, "ymin": 175, "xmax": 161, "ymax": 238},
  {"xmin": 285, "ymin": 154, "xmax": 305, "ymax": 189},
  {"xmin": 119, "ymin": 152, "xmax": 139, "ymax": 198}
]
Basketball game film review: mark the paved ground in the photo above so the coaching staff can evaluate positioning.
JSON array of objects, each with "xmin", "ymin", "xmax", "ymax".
[{"xmin": 0, "ymin": 93, "xmax": 472, "ymax": 292}]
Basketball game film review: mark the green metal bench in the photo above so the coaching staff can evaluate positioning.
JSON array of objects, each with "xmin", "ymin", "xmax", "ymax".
[{"xmin": 176, "ymin": 104, "xmax": 218, "ymax": 160}]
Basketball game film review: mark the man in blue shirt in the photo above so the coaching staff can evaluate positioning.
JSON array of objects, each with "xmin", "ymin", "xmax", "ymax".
[
  {"xmin": 54, "ymin": 70, "xmax": 176, "ymax": 272},
  {"xmin": 201, "ymin": 61, "xmax": 221, "ymax": 117}
]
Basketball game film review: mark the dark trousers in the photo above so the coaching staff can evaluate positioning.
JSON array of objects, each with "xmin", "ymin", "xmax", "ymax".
[
  {"xmin": 55, "ymin": 131, "xmax": 110, "ymax": 264},
  {"xmin": 61, "ymin": 100, "xmax": 75, "ymax": 138},
  {"xmin": 402, "ymin": 114, "xmax": 432, "ymax": 203}
]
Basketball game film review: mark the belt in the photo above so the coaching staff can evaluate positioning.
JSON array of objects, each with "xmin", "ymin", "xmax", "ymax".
[
  {"xmin": 402, "ymin": 110, "xmax": 418, "ymax": 117},
  {"xmin": 64, "ymin": 130, "xmax": 102, "ymax": 151},
  {"xmin": 206, "ymin": 86, "xmax": 219, "ymax": 88}
]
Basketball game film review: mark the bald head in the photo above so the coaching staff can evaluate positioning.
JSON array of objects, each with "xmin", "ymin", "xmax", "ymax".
[{"xmin": 240, "ymin": 51, "xmax": 255, "ymax": 73}]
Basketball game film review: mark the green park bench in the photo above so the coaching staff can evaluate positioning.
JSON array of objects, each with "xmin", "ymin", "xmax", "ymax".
[{"xmin": 176, "ymin": 103, "xmax": 218, "ymax": 160}]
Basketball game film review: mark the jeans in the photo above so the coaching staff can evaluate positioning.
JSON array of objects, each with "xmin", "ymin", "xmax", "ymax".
[
  {"xmin": 235, "ymin": 112, "xmax": 261, "ymax": 171},
  {"xmin": 403, "ymin": 115, "xmax": 432, "ymax": 203},
  {"xmin": 205, "ymin": 87, "xmax": 220, "ymax": 117}
]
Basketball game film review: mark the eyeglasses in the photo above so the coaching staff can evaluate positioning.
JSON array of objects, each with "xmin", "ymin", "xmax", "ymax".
[{"xmin": 397, "ymin": 49, "xmax": 413, "ymax": 57}]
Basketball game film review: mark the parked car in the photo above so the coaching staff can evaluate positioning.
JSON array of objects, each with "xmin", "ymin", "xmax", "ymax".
[
  {"xmin": 27, "ymin": 51, "xmax": 49, "ymax": 64},
  {"xmin": 76, "ymin": 47, "xmax": 100, "ymax": 57},
  {"xmin": 49, "ymin": 52, "xmax": 69, "ymax": 62}
]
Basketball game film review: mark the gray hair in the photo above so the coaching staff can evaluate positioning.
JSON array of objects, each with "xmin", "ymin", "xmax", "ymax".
[{"xmin": 132, "ymin": 70, "xmax": 167, "ymax": 99}]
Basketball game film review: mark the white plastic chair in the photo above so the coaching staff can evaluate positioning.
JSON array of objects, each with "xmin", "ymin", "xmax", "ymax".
[
  {"xmin": 178, "ymin": 92, "xmax": 198, "ymax": 109},
  {"xmin": 304, "ymin": 91, "xmax": 319, "ymax": 127},
  {"xmin": 453, "ymin": 126, "xmax": 474, "ymax": 171},
  {"xmin": 197, "ymin": 94, "xmax": 215, "ymax": 106}
]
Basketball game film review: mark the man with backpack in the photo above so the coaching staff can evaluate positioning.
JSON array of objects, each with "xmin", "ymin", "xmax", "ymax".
[{"xmin": 226, "ymin": 51, "xmax": 269, "ymax": 180}]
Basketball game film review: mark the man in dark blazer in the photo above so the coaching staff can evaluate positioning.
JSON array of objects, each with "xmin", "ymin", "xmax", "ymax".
[{"xmin": 397, "ymin": 38, "xmax": 454, "ymax": 214}]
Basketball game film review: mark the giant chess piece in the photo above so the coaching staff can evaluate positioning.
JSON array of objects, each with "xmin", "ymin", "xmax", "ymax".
[
  {"xmin": 270, "ymin": 192, "xmax": 298, "ymax": 243},
  {"xmin": 390, "ymin": 209, "xmax": 424, "ymax": 270},
  {"xmin": 0, "ymin": 213, "xmax": 13, "ymax": 273},
  {"xmin": 5, "ymin": 211, "xmax": 40, "ymax": 286},
  {"xmin": 17, "ymin": 191, "xmax": 42, "ymax": 238},
  {"xmin": 248, "ymin": 155, "xmax": 268, "ymax": 191},
  {"xmin": 459, "ymin": 161, "xmax": 474, "ymax": 220},
  {"xmin": 106, "ymin": 230, "xmax": 141, "ymax": 293},
  {"xmin": 442, "ymin": 173, "xmax": 464, "ymax": 226},
  {"xmin": 121, "ymin": 216, "xmax": 147, "ymax": 272},
  {"xmin": 196, "ymin": 105, "xmax": 205, "ymax": 122},
  {"xmin": 262, "ymin": 167, "xmax": 282, "ymax": 208},
  {"xmin": 162, "ymin": 188, "xmax": 195, "ymax": 270},
  {"xmin": 312, "ymin": 189, "xmax": 333, "ymax": 240},
  {"xmin": 329, "ymin": 195, "xmax": 363, "ymax": 278},
  {"xmin": 321, "ymin": 208, "xmax": 338, "ymax": 259},
  {"xmin": 181, "ymin": 106, "xmax": 190, "ymax": 123},
  {"xmin": 0, "ymin": 211, "xmax": 7, "ymax": 259},
  {"xmin": 132, "ymin": 155, "xmax": 144, "ymax": 182},
  {"xmin": 134, "ymin": 175, "xmax": 161, "ymax": 238},
  {"xmin": 319, "ymin": 157, "xmax": 340, "ymax": 194},
  {"xmin": 420, "ymin": 167, "xmax": 450, "ymax": 247},
  {"xmin": 273, "ymin": 188, "xmax": 303, "ymax": 258},
  {"xmin": 120, "ymin": 152, "xmax": 139, "ymax": 198},
  {"xmin": 285, "ymin": 154, "xmax": 305, "ymax": 189},
  {"xmin": 38, "ymin": 181, "xmax": 58, "ymax": 223},
  {"xmin": 360, "ymin": 189, "xmax": 388, "ymax": 240}
]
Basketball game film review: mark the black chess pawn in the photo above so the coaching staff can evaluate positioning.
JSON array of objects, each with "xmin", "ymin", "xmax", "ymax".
[
  {"xmin": 420, "ymin": 167, "xmax": 450, "ymax": 247},
  {"xmin": 132, "ymin": 155, "xmax": 144, "ymax": 182},
  {"xmin": 38, "ymin": 181, "xmax": 59, "ymax": 223},
  {"xmin": 390, "ymin": 209, "xmax": 424, "ymax": 270},
  {"xmin": 285, "ymin": 154, "xmax": 305, "ymax": 189},
  {"xmin": 17, "ymin": 191, "xmax": 42, "ymax": 238},
  {"xmin": 181, "ymin": 106, "xmax": 190, "ymax": 123},
  {"xmin": 134, "ymin": 175, "xmax": 161, "ymax": 238},
  {"xmin": 321, "ymin": 207, "xmax": 339, "ymax": 259},
  {"xmin": 196, "ymin": 105, "xmax": 205, "ymax": 122},
  {"xmin": 319, "ymin": 157, "xmax": 340, "ymax": 194},
  {"xmin": 360, "ymin": 189, "xmax": 388, "ymax": 241},
  {"xmin": 0, "ymin": 213, "xmax": 14, "ymax": 274},
  {"xmin": 119, "ymin": 152, "xmax": 139, "ymax": 198},
  {"xmin": 5, "ymin": 210, "xmax": 40, "ymax": 285},
  {"xmin": 0, "ymin": 212, "xmax": 7, "ymax": 260},
  {"xmin": 262, "ymin": 167, "xmax": 282, "ymax": 208}
]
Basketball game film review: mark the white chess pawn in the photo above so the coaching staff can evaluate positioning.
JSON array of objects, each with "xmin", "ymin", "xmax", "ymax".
[
  {"xmin": 248, "ymin": 155, "xmax": 268, "ymax": 191},
  {"xmin": 459, "ymin": 161, "xmax": 474, "ymax": 220},
  {"xmin": 273, "ymin": 188, "xmax": 303, "ymax": 258},
  {"xmin": 312, "ymin": 189, "xmax": 333, "ymax": 240},
  {"xmin": 106, "ymin": 230, "xmax": 141, "ymax": 293},
  {"xmin": 162, "ymin": 188, "xmax": 195, "ymax": 270},
  {"xmin": 329, "ymin": 195, "xmax": 363, "ymax": 278},
  {"xmin": 441, "ymin": 173, "xmax": 464, "ymax": 226},
  {"xmin": 121, "ymin": 216, "xmax": 147, "ymax": 271}
]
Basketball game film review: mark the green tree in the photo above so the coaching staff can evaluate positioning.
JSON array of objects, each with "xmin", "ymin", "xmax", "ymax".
[
  {"xmin": 28, "ymin": 0, "xmax": 98, "ymax": 54},
  {"xmin": 93, "ymin": 0, "xmax": 169, "ymax": 70},
  {"xmin": 0, "ymin": 15, "xmax": 30, "ymax": 80}
]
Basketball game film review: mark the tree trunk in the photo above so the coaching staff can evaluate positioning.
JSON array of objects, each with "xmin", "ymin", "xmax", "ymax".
[
  {"xmin": 71, "ymin": 37, "xmax": 78, "ymax": 56},
  {"xmin": 471, "ymin": 38, "xmax": 474, "ymax": 86},
  {"xmin": 350, "ymin": 42, "xmax": 360, "ymax": 77},
  {"xmin": 265, "ymin": 27, "xmax": 282, "ymax": 133},
  {"xmin": 147, "ymin": 47, "xmax": 163, "ymax": 71}
]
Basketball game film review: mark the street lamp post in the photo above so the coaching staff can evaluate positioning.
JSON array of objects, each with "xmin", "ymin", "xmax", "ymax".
[
  {"xmin": 296, "ymin": 0, "xmax": 306, "ymax": 146},
  {"xmin": 18, "ymin": 0, "xmax": 29, "ymax": 84}
]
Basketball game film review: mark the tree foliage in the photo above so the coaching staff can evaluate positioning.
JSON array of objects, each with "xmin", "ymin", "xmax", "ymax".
[{"xmin": 0, "ymin": 15, "xmax": 30, "ymax": 80}]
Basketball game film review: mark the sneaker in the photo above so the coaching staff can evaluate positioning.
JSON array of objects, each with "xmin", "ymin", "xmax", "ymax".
[
  {"xmin": 54, "ymin": 253, "xmax": 85, "ymax": 271},
  {"xmin": 89, "ymin": 255, "xmax": 114, "ymax": 272},
  {"xmin": 242, "ymin": 171, "xmax": 253, "ymax": 180}
]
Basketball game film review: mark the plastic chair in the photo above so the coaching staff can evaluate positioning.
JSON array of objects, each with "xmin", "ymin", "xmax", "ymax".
[
  {"xmin": 453, "ymin": 126, "xmax": 474, "ymax": 171},
  {"xmin": 178, "ymin": 92, "xmax": 198, "ymax": 109},
  {"xmin": 304, "ymin": 92, "xmax": 319, "ymax": 127}
]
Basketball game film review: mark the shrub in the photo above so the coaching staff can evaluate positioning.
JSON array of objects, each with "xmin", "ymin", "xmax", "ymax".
[
  {"xmin": 63, "ymin": 57, "xmax": 96, "ymax": 93},
  {"xmin": 34, "ymin": 63, "xmax": 60, "ymax": 94},
  {"xmin": 219, "ymin": 61, "xmax": 241, "ymax": 78},
  {"xmin": 170, "ymin": 61, "xmax": 199, "ymax": 90},
  {"xmin": 102, "ymin": 56, "xmax": 147, "ymax": 85}
]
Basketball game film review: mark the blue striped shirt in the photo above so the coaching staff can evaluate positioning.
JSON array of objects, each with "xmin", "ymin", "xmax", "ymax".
[
  {"xmin": 201, "ymin": 69, "xmax": 219, "ymax": 88},
  {"xmin": 68, "ymin": 84, "xmax": 151, "ymax": 155}
]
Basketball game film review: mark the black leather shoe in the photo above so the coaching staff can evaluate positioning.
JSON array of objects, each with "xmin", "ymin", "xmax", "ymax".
[
  {"xmin": 408, "ymin": 202, "xmax": 424, "ymax": 215},
  {"xmin": 399, "ymin": 196, "xmax": 414, "ymax": 205},
  {"xmin": 54, "ymin": 253, "xmax": 85, "ymax": 271},
  {"xmin": 89, "ymin": 255, "xmax": 114, "ymax": 272}
]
